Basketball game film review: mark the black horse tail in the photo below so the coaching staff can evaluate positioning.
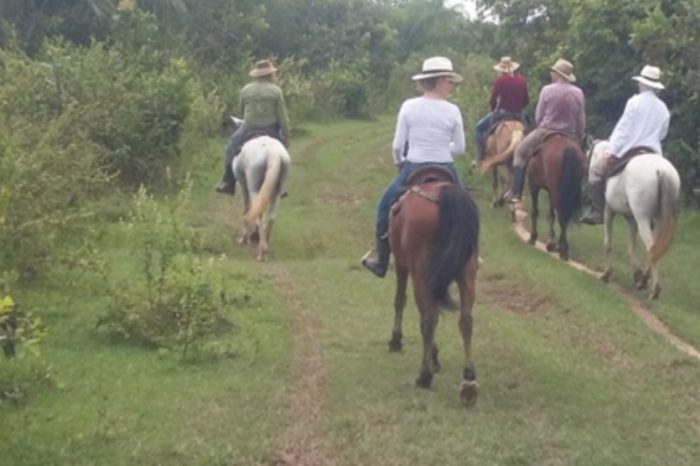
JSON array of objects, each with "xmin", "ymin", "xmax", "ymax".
[
  {"xmin": 426, "ymin": 185, "xmax": 479, "ymax": 309},
  {"xmin": 559, "ymin": 146, "xmax": 583, "ymax": 224}
]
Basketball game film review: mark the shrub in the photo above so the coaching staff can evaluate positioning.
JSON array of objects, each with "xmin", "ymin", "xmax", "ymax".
[{"xmin": 95, "ymin": 180, "xmax": 244, "ymax": 359}]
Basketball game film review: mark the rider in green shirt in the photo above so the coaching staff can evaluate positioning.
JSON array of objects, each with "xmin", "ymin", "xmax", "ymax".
[{"xmin": 216, "ymin": 60, "xmax": 291, "ymax": 194}]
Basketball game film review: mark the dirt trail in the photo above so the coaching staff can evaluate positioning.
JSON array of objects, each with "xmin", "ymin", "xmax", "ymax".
[
  {"xmin": 511, "ymin": 209, "xmax": 700, "ymax": 361},
  {"xmin": 268, "ymin": 265, "xmax": 335, "ymax": 466}
]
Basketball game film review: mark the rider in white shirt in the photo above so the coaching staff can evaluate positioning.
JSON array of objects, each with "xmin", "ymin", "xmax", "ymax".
[{"xmin": 580, "ymin": 65, "xmax": 670, "ymax": 225}]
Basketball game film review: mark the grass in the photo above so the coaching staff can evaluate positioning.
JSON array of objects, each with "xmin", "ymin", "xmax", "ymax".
[{"xmin": 1, "ymin": 117, "xmax": 699, "ymax": 465}]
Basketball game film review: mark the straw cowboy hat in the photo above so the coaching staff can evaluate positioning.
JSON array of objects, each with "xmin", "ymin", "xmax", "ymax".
[
  {"xmin": 494, "ymin": 56, "xmax": 520, "ymax": 73},
  {"xmin": 632, "ymin": 65, "xmax": 665, "ymax": 90},
  {"xmin": 249, "ymin": 59, "xmax": 277, "ymax": 78},
  {"xmin": 550, "ymin": 58, "xmax": 576, "ymax": 82},
  {"xmin": 411, "ymin": 56, "xmax": 463, "ymax": 83}
]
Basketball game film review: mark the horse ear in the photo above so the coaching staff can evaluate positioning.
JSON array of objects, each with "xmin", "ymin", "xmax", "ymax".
[
  {"xmin": 584, "ymin": 134, "xmax": 594, "ymax": 152},
  {"xmin": 230, "ymin": 116, "xmax": 244, "ymax": 127}
]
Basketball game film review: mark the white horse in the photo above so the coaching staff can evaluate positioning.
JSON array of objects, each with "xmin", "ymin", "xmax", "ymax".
[
  {"xmin": 587, "ymin": 140, "xmax": 680, "ymax": 299},
  {"xmin": 231, "ymin": 118, "xmax": 291, "ymax": 261}
]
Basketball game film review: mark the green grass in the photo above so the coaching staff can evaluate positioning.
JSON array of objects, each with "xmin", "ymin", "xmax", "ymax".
[{"xmin": 2, "ymin": 117, "xmax": 699, "ymax": 465}]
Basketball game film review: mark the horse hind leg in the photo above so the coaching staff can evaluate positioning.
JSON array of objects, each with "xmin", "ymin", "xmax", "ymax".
[
  {"xmin": 389, "ymin": 265, "xmax": 408, "ymax": 352},
  {"xmin": 256, "ymin": 215, "xmax": 272, "ymax": 261},
  {"xmin": 528, "ymin": 189, "xmax": 540, "ymax": 244},
  {"xmin": 546, "ymin": 206, "xmax": 558, "ymax": 253},
  {"xmin": 458, "ymin": 255, "xmax": 479, "ymax": 407},
  {"xmin": 414, "ymin": 283, "xmax": 438, "ymax": 389}
]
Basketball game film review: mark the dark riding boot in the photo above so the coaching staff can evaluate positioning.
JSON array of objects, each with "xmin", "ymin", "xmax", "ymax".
[
  {"xmin": 215, "ymin": 161, "xmax": 237, "ymax": 195},
  {"xmin": 580, "ymin": 182, "xmax": 605, "ymax": 225},
  {"xmin": 361, "ymin": 236, "xmax": 390, "ymax": 278},
  {"xmin": 506, "ymin": 166, "xmax": 525, "ymax": 203}
]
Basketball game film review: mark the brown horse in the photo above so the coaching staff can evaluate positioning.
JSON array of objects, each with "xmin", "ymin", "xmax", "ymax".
[
  {"xmin": 524, "ymin": 135, "xmax": 585, "ymax": 260},
  {"xmin": 479, "ymin": 120, "xmax": 525, "ymax": 207},
  {"xmin": 387, "ymin": 167, "xmax": 480, "ymax": 406}
]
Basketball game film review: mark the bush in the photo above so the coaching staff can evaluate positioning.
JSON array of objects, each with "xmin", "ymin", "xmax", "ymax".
[{"xmin": 95, "ymin": 181, "xmax": 244, "ymax": 359}]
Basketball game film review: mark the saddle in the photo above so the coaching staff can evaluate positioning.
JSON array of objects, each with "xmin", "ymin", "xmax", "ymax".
[
  {"xmin": 405, "ymin": 165, "xmax": 457, "ymax": 186},
  {"xmin": 607, "ymin": 146, "xmax": 657, "ymax": 178},
  {"xmin": 487, "ymin": 114, "xmax": 524, "ymax": 136},
  {"xmin": 532, "ymin": 132, "xmax": 579, "ymax": 158}
]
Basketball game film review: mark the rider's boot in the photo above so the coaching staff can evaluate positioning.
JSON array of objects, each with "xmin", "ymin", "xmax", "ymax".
[
  {"xmin": 215, "ymin": 165, "xmax": 237, "ymax": 195},
  {"xmin": 361, "ymin": 236, "xmax": 390, "ymax": 278},
  {"xmin": 580, "ymin": 182, "xmax": 605, "ymax": 225},
  {"xmin": 505, "ymin": 166, "xmax": 525, "ymax": 203}
]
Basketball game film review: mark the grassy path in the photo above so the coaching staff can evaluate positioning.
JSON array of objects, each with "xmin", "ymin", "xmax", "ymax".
[
  {"xmin": 2, "ymin": 118, "xmax": 699, "ymax": 465},
  {"xmin": 240, "ymin": 118, "xmax": 700, "ymax": 465}
]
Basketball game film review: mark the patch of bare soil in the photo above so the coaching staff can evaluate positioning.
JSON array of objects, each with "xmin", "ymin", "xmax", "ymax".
[
  {"xmin": 480, "ymin": 273, "xmax": 553, "ymax": 317},
  {"xmin": 510, "ymin": 206, "xmax": 700, "ymax": 361},
  {"xmin": 267, "ymin": 266, "xmax": 336, "ymax": 466}
]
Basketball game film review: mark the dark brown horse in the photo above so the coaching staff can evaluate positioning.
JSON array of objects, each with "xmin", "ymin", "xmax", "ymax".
[
  {"xmin": 524, "ymin": 135, "xmax": 585, "ymax": 260},
  {"xmin": 479, "ymin": 120, "xmax": 525, "ymax": 207},
  {"xmin": 387, "ymin": 167, "xmax": 480, "ymax": 406}
]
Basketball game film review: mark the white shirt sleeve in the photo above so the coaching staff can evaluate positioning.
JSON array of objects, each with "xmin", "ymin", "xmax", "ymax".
[
  {"xmin": 392, "ymin": 104, "xmax": 409, "ymax": 164},
  {"xmin": 451, "ymin": 108, "xmax": 465, "ymax": 156},
  {"xmin": 608, "ymin": 96, "xmax": 639, "ymax": 157}
]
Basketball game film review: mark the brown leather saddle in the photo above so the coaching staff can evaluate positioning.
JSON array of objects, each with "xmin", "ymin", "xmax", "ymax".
[
  {"xmin": 487, "ymin": 115, "xmax": 524, "ymax": 136},
  {"xmin": 532, "ymin": 132, "xmax": 580, "ymax": 158},
  {"xmin": 405, "ymin": 165, "xmax": 457, "ymax": 186},
  {"xmin": 607, "ymin": 146, "xmax": 657, "ymax": 177},
  {"xmin": 392, "ymin": 165, "xmax": 458, "ymax": 213}
]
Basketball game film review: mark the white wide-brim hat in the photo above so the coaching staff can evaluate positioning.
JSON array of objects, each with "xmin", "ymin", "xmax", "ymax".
[
  {"xmin": 412, "ymin": 56, "xmax": 463, "ymax": 83},
  {"xmin": 494, "ymin": 56, "xmax": 520, "ymax": 73},
  {"xmin": 632, "ymin": 65, "xmax": 665, "ymax": 90}
]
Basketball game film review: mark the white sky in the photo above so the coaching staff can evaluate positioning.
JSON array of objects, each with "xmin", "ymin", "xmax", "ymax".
[{"xmin": 444, "ymin": 0, "xmax": 479, "ymax": 19}]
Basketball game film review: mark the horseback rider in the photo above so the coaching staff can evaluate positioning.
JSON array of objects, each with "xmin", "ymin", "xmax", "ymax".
[
  {"xmin": 216, "ymin": 59, "xmax": 291, "ymax": 195},
  {"xmin": 474, "ymin": 56, "xmax": 529, "ymax": 162},
  {"xmin": 361, "ymin": 56, "xmax": 466, "ymax": 278},
  {"xmin": 580, "ymin": 65, "xmax": 670, "ymax": 225},
  {"xmin": 506, "ymin": 58, "xmax": 586, "ymax": 203}
]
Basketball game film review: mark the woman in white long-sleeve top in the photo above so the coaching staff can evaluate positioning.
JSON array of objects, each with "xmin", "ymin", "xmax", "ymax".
[{"xmin": 361, "ymin": 56, "xmax": 466, "ymax": 278}]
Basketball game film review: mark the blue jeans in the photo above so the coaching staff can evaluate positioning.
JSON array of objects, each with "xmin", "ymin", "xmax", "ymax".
[{"xmin": 375, "ymin": 161, "xmax": 460, "ymax": 238}]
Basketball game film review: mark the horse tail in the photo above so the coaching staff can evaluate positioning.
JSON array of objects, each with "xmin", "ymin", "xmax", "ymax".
[
  {"xmin": 426, "ymin": 185, "xmax": 479, "ymax": 309},
  {"xmin": 244, "ymin": 145, "xmax": 282, "ymax": 222},
  {"xmin": 650, "ymin": 169, "xmax": 678, "ymax": 263},
  {"xmin": 558, "ymin": 146, "xmax": 583, "ymax": 224},
  {"xmin": 479, "ymin": 127, "xmax": 523, "ymax": 174}
]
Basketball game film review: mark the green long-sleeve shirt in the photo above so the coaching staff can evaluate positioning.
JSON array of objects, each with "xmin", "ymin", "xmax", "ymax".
[{"xmin": 239, "ymin": 81, "xmax": 291, "ymax": 142}]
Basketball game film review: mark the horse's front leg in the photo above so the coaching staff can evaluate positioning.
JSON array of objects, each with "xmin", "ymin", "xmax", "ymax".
[
  {"xmin": 458, "ymin": 253, "xmax": 479, "ymax": 407},
  {"xmin": 601, "ymin": 208, "xmax": 616, "ymax": 282},
  {"xmin": 389, "ymin": 265, "xmax": 408, "ymax": 352},
  {"xmin": 528, "ymin": 188, "xmax": 539, "ymax": 244},
  {"xmin": 624, "ymin": 216, "xmax": 644, "ymax": 288},
  {"xmin": 491, "ymin": 169, "xmax": 500, "ymax": 208},
  {"xmin": 238, "ymin": 182, "xmax": 252, "ymax": 244},
  {"xmin": 414, "ymin": 281, "xmax": 438, "ymax": 389}
]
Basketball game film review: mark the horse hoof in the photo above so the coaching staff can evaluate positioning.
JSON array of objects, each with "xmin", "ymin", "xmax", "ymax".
[
  {"xmin": 528, "ymin": 235, "xmax": 537, "ymax": 245},
  {"xmin": 415, "ymin": 371, "xmax": 433, "ymax": 389},
  {"xmin": 546, "ymin": 242, "xmax": 557, "ymax": 252},
  {"xmin": 650, "ymin": 285, "xmax": 661, "ymax": 300},
  {"xmin": 601, "ymin": 271, "xmax": 611, "ymax": 283},
  {"xmin": 559, "ymin": 251, "xmax": 569, "ymax": 261},
  {"xmin": 459, "ymin": 380, "xmax": 479, "ymax": 407},
  {"xmin": 388, "ymin": 339, "xmax": 402, "ymax": 352}
]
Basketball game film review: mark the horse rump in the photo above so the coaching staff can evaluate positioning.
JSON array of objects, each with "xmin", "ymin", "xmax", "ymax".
[{"xmin": 426, "ymin": 185, "xmax": 479, "ymax": 308}]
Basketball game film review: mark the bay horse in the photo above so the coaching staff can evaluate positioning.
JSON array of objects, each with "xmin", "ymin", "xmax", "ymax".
[
  {"xmin": 524, "ymin": 134, "xmax": 585, "ymax": 260},
  {"xmin": 478, "ymin": 120, "xmax": 525, "ymax": 207},
  {"xmin": 588, "ymin": 140, "xmax": 680, "ymax": 299},
  {"xmin": 232, "ymin": 132, "xmax": 290, "ymax": 261},
  {"xmin": 387, "ymin": 166, "xmax": 480, "ymax": 406}
]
